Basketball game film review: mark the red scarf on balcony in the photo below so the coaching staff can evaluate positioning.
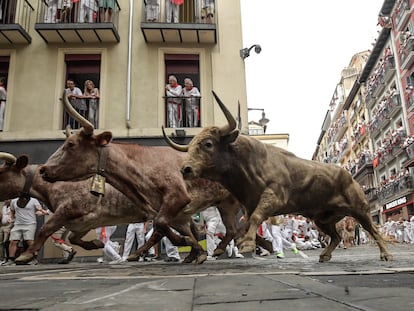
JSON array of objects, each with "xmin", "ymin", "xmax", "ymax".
[{"xmin": 172, "ymin": 0, "xmax": 184, "ymax": 5}]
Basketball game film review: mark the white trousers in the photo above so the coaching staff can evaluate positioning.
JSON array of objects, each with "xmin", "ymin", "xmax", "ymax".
[{"xmin": 122, "ymin": 223, "xmax": 145, "ymax": 259}]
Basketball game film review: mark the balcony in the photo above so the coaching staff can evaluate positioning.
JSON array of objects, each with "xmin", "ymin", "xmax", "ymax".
[
  {"xmin": 400, "ymin": 37, "xmax": 414, "ymax": 70},
  {"xmin": 394, "ymin": 0, "xmax": 411, "ymax": 31},
  {"xmin": 377, "ymin": 174, "xmax": 413, "ymax": 204},
  {"xmin": 34, "ymin": 0, "xmax": 120, "ymax": 44},
  {"xmin": 382, "ymin": 56, "xmax": 395, "ymax": 83},
  {"xmin": 0, "ymin": 0, "xmax": 33, "ymax": 44},
  {"xmin": 141, "ymin": 0, "xmax": 216, "ymax": 44}
]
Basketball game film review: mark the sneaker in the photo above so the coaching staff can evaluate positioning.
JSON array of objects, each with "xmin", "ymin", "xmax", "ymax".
[
  {"xmin": 259, "ymin": 249, "xmax": 270, "ymax": 256},
  {"xmin": 1, "ymin": 260, "xmax": 16, "ymax": 266},
  {"xmin": 66, "ymin": 249, "xmax": 77, "ymax": 263},
  {"xmin": 28, "ymin": 258, "xmax": 39, "ymax": 265},
  {"xmin": 206, "ymin": 255, "xmax": 216, "ymax": 261},
  {"xmin": 109, "ymin": 258, "xmax": 124, "ymax": 265},
  {"xmin": 291, "ymin": 244, "xmax": 298, "ymax": 255},
  {"xmin": 235, "ymin": 253, "xmax": 244, "ymax": 258},
  {"xmin": 276, "ymin": 252, "xmax": 285, "ymax": 259},
  {"xmin": 97, "ymin": 257, "xmax": 104, "ymax": 263},
  {"xmin": 226, "ymin": 246, "xmax": 233, "ymax": 257}
]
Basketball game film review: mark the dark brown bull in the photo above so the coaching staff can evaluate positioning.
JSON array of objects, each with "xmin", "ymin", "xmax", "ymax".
[
  {"xmin": 39, "ymin": 94, "xmax": 247, "ymax": 264},
  {"xmin": 163, "ymin": 91, "xmax": 393, "ymax": 262},
  {"xmin": 0, "ymin": 152, "xmax": 247, "ymax": 263}
]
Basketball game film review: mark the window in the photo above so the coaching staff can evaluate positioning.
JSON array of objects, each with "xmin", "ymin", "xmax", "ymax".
[
  {"xmin": 164, "ymin": 54, "xmax": 200, "ymax": 128},
  {"xmin": 0, "ymin": 56, "xmax": 10, "ymax": 78},
  {"xmin": 63, "ymin": 54, "xmax": 101, "ymax": 129}
]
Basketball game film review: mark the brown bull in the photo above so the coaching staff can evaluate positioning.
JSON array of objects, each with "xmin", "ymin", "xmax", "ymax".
[
  {"xmin": 163, "ymin": 91, "xmax": 392, "ymax": 263},
  {"xmin": 0, "ymin": 152, "xmax": 246, "ymax": 263},
  {"xmin": 38, "ymin": 94, "xmax": 247, "ymax": 264}
]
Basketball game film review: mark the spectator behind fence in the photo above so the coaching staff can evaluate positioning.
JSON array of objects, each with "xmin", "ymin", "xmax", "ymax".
[
  {"xmin": 65, "ymin": 79, "xmax": 86, "ymax": 129},
  {"xmin": 99, "ymin": 0, "xmax": 114, "ymax": 22},
  {"xmin": 201, "ymin": 0, "xmax": 215, "ymax": 23},
  {"xmin": 182, "ymin": 78, "xmax": 200, "ymax": 127},
  {"xmin": 83, "ymin": 79, "xmax": 100, "ymax": 128},
  {"xmin": 166, "ymin": 0, "xmax": 183, "ymax": 23},
  {"xmin": 165, "ymin": 75, "xmax": 182, "ymax": 128},
  {"xmin": 146, "ymin": 0, "xmax": 159, "ymax": 22}
]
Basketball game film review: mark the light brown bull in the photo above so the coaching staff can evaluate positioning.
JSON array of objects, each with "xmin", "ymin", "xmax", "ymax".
[
  {"xmin": 163, "ymin": 91, "xmax": 393, "ymax": 263},
  {"xmin": 0, "ymin": 152, "xmax": 247, "ymax": 263},
  {"xmin": 38, "ymin": 94, "xmax": 249, "ymax": 264}
]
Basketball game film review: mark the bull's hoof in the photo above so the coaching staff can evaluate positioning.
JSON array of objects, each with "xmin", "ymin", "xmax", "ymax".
[
  {"xmin": 381, "ymin": 253, "xmax": 393, "ymax": 261},
  {"xmin": 318, "ymin": 254, "xmax": 332, "ymax": 262},
  {"xmin": 183, "ymin": 253, "xmax": 197, "ymax": 264},
  {"xmin": 196, "ymin": 253, "xmax": 207, "ymax": 264},
  {"xmin": 15, "ymin": 252, "xmax": 34, "ymax": 263},
  {"xmin": 239, "ymin": 243, "xmax": 255, "ymax": 254},
  {"xmin": 127, "ymin": 254, "xmax": 140, "ymax": 262},
  {"xmin": 213, "ymin": 248, "xmax": 225, "ymax": 257}
]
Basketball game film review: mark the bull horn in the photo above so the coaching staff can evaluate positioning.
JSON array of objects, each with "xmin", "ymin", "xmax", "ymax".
[
  {"xmin": 211, "ymin": 91, "xmax": 237, "ymax": 135},
  {"xmin": 0, "ymin": 152, "xmax": 17, "ymax": 165},
  {"xmin": 161, "ymin": 126, "xmax": 189, "ymax": 152},
  {"xmin": 61, "ymin": 90, "xmax": 94, "ymax": 135}
]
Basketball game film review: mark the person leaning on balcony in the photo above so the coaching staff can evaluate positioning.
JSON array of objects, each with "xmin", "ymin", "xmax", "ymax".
[
  {"xmin": 0, "ymin": 76, "xmax": 6, "ymax": 132},
  {"xmin": 99, "ymin": 0, "xmax": 114, "ymax": 22},
  {"xmin": 201, "ymin": 0, "xmax": 215, "ymax": 23},
  {"xmin": 182, "ymin": 78, "xmax": 201, "ymax": 127},
  {"xmin": 65, "ymin": 79, "xmax": 86, "ymax": 129},
  {"xmin": 79, "ymin": 0, "xmax": 98, "ymax": 23},
  {"xmin": 165, "ymin": 75, "xmax": 182, "ymax": 128},
  {"xmin": 83, "ymin": 79, "xmax": 100, "ymax": 128},
  {"xmin": 145, "ymin": 0, "xmax": 159, "ymax": 22},
  {"xmin": 166, "ymin": 0, "xmax": 183, "ymax": 23}
]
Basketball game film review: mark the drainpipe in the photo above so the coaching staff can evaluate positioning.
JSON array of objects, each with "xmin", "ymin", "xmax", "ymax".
[{"xmin": 126, "ymin": 0, "xmax": 134, "ymax": 129}]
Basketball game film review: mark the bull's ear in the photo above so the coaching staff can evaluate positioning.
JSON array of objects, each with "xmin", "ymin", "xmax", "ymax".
[
  {"xmin": 96, "ymin": 131, "xmax": 113, "ymax": 146},
  {"xmin": 15, "ymin": 155, "xmax": 29, "ymax": 170},
  {"xmin": 221, "ymin": 130, "xmax": 239, "ymax": 144}
]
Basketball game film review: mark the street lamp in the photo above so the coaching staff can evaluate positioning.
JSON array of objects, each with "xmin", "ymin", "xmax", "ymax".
[
  {"xmin": 248, "ymin": 108, "xmax": 269, "ymax": 133},
  {"xmin": 240, "ymin": 44, "xmax": 262, "ymax": 59}
]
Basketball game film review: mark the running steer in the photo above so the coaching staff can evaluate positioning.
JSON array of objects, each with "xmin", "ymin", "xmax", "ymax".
[
  {"xmin": 39, "ymin": 94, "xmax": 244, "ymax": 264},
  {"xmin": 163, "ymin": 91, "xmax": 393, "ymax": 262}
]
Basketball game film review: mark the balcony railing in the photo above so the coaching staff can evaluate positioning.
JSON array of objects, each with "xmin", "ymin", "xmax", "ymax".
[
  {"xmin": 377, "ymin": 173, "xmax": 413, "ymax": 203},
  {"xmin": 164, "ymin": 96, "xmax": 202, "ymax": 128},
  {"xmin": 62, "ymin": 98, "xmax": 99, "ymax": 130},
  {"xmin": 400, "ymin": 37, "xmax": 414, "ymax": 70},
  {"xmin": 0, "ymin": 0, "xmax": 33, "ymax": 44},
  {"xmin": 35, "ymin": 0, "xmax": 120, "ymax": 43},
  {"xmin": 141, "ymin": 0, "xmax": 217, "ymax": 43},
  {"xmin": 395, "ymin": 0, "xmax": 411, "ymax": 31}
]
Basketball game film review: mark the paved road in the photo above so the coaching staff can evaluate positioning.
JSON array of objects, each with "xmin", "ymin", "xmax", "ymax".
[{"xmin": 0, "ymin": 243, "xmax": 413, "ymax": 311}]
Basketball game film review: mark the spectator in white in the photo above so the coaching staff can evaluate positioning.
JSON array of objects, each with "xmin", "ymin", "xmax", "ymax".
[
  {"xmin": 213, "ymin": 210, "xmax": 244, "ymax": 259},
  {"xmin": 122, "ymin": 222, "xmax": 146, "ymax": 262},
  {"xmin": 166, "ymin": 0, "xmax": 183, "ymax": 23},
  {"xmin": 50, "ymin": 226, "xmax": 76, "ymax": 264},
  {"xmin": 165, "ymin": 75, "xmax": 182, "ymax": 128},
  {"xmin": 409, "ymin": 215, "xmax": 414, "ymax": 244},
  {"xmin": 145, "ymin": 226, "xmax": 180, "ymax": 262},
  {"xmin": 96, "ymin": 226, "xmax": 123, "ymax": 264},
  {"xmin": 65, "ymin": 79, "xmax": 86, "ymax": 129},
  {"xmin": 2, "ymin": 197, "xmax": 48, "ymax": 266},
  {"xmin": 79, "ymin": 0, "xmax": 98, "ymax": 23},
  {"xmin": 0, "ymin": 200, "xmax": 13, "ymax": 264},
  {"xmin": 267, "ymin": 216, "xmax": 298, "ymax": 258},
  {"xmin": 201, "ymin": 0, "xmax": 215, "ymax": 23},
  {"xmin": 145, "ymin": 0, "xmax": 159, "ymax": 22},
  {"xmin": 182, "ymin": 78, "xmax": 201, "ymax": 127},
  {"xmin": 44, "ymin": 0, "xmax": 59, "ymax": 23},
  {"xmin": 201, "ymin": 206, "xmax": 221, "ymax": 260},
  {"xmin": 0, "ymin": 76, "xmax": 6, "ymax": 131}
]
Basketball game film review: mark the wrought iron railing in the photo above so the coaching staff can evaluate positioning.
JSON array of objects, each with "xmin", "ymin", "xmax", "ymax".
[{"xmin": 164, "ymin": 96, "xmax": 201, "ymax": 128}]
